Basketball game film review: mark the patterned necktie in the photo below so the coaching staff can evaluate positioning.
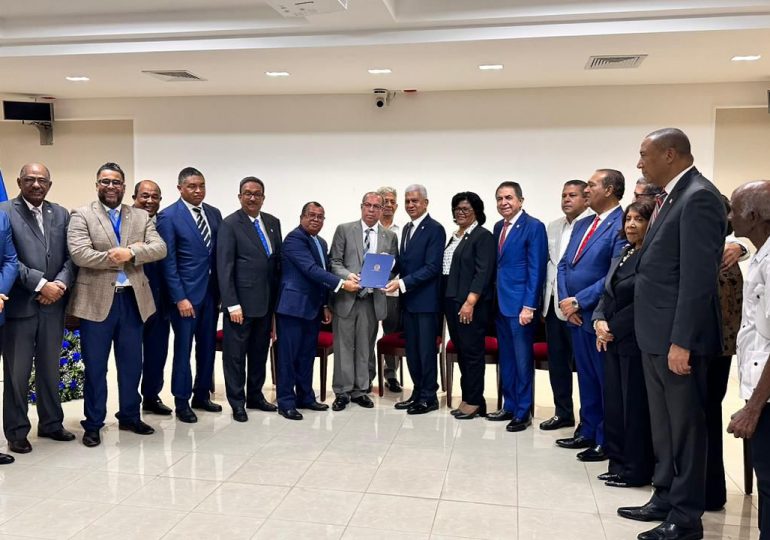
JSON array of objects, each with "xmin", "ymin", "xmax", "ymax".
[
  {"xmin": 649, "ymin": 190, "xmax": 668, "ymax": 228},
  {"xmin": 402, "ymin": 222, "xmax": 414, "ymax": 252},
  {"xmin": 573, "ymin": 215, "xmax": 600, "ymax": 263},
  {"xmin": 31, "ymin": 206, "xmax": 44, "ymax": 234},
  {"xmin": 498, "ymin": 220, "xmax": 510, "ymax": 254},
  {"xmin": 254, "ymin": 217, "xmax": 271, "ymax": 256},
  {"xmin": 364, "ymin": 227, "xmax": 373, "ymax": 256},
  {"xmin": 193, "ymin": 207, "xmax": 211, "ymax": 250}
]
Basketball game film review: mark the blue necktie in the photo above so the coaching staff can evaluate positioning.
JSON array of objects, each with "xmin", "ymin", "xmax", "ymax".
[
  {"xmin": 109, "ymin": 209, "xmax": 128, "ymax": 285},
  {"xmin": 312, "ymin": 236, "xmax": 326, "ymax": 270},
  {"xmin": 254, "ymin": 218, "xmax": 271, "ymax": 256}
]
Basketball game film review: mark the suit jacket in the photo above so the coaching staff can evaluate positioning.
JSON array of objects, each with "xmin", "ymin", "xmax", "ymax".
[
  {"xmin": 543, "ymin": 209, "xmax": 593, "ymax": 318},
  {"xmin": 330, "ymin": 220, "xmax": 398, "ymax": 320},
  {"xmin": 494, "ymin": 211, "xmax": 548, "ymax": 318},
  {"xmin": 157, "ymin": 198, "xmax": 222, "ymax": 306},
  {"xmin": 634, "ymin": 167, "xmax": 726, "ymax": 355},
  {"xmin": 276, "ymin": 226, "xmax": 340, "ymax": 321},
  {"xmin": 67, "ymin": 201, "xmax": 167, "ymax": 323},
  {"xmin": 395, "ymin": 214, "xmax": 445, "ymax": 314},
  {"xmin": 0, "ymin": 211, "xmax": 19, "ymax": 326},
  {"xmin": 593, "ymin": 247, "xmax": 639, "ymax": 356},
  {"xmin": 217, "ymin": 209, "xmax": 282, "ymax": 318},
  {"xmin": 558, "ymin": 206, "xmax": 626, "ymax": 333},
  {"xmin": 445, "ymin": 225, "xmax": 496, "ymax": 304},
  {"xmin": 0, "ymin": 196, "xmax": 74, "ymax": 319}
]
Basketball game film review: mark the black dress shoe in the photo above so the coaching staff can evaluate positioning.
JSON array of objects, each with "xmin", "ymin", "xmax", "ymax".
[
  {"xmin": 577, "ymin": 445, "xmax": 607, "ymax": 462},
  {"xmin": 82, "ymin": 430, "xmax": 101, "ymax": 447},
  {"xmin": 486, "ymin": 409, "xmax": 514, "ymax": 422},
  {"xmin": 407, "ymin": 400, "xmax": 439, "ymax": 415},
  {"xmin": 597, "ymin": 472, "xmax": 620, "ymax": 481},
  {"xmin": 119, "ymin": 420, "xmax": 155, "ymax": 435},
  {"xmin": 38, "ymin": 428, "xmax": 76, "ymax": 442},
  {"xmin": 175, "ymin": 407, "xmax": 198, "ymax": 424},
  {"xmin": 0, "ymin": 452, "xmax": 14, "ymax": 465},
  {"xmin": 539, "ymin": 415, "xmax": 576, "ymax": 431},
  {"xmin": 299, "ymin": 401, "xmax": 329, "ymax": 411},
  {"xmin": 8, "ymin": 439, "xmax": 31, "ymax": 454},
  {"xmin": 618, "ymin": 501, "xmax": 670, "ymax": 522},
  {"xmin": 232, "ymin": 408, "xmax": 248, "ymax": 422},
  {"xmin": 455, "ymin": 405, "xmax": 487, "ymax": 420},
  {"xmin": 606, "ymin": 478, "xmax": 647, "ymax": 488},
  {"xmin": 352, "ymin": 395, "xmax": 374, "ymax": 408},
  {"xmin": 247, "ymin": 399, "xmax": 278, "ymax": 412},
  {"xmin": 278, "ymin": 408, "xmax": 303, "ymax": 420},
  {"xmin": 394, "ymin": 397, "xmax": 416, "ymax": 410},
  {"xmin": 637, "ymin": 521, "xmax": 703, "ymax": 540},
  {"xmin": 191, "ymin": 398, "xmax": 223, "ymax": 413},
  {"xmin": 142, "ymin": 398, "xmax": 173, "ymax": 416},
  {"xmin": 332, "ymin": 395, "xmax": 349, "ymax": 411},
  {"xmin": 555, "ymin": 434, "xmax": 594, "ymax": 449},
  {"xmin": 386, "ymin": 378, "xmax": 402, "ymax": 392},
  {"xmin": 506, "ymin": 416, "xmax": 532, "ymax": 432}
]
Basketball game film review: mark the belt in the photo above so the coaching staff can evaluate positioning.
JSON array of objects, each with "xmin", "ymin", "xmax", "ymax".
[{"xmin": 115, "ymin": 285, "xmax": 133, "ymax": 293}]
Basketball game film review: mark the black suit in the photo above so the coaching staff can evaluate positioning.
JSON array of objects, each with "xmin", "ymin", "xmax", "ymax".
[
  {"xmin": 634, "ymin": 167, "xmax": 726, "ymax": 529},
  {"xmin": 593, "ymin": 248, "xmax": 653, "ymax": 485},
  {"xmin": 217, "ymin": 210, "xmax": 282, "ymax": 409},
  {"xmin": 140, "ymin": 253, "xmax": 170, "ymax": 403},
  {"xmin": 444, "ymin": 225, "xmax": 496, "ymax": 407},
  {"xmin": 1, "ymin": 197, "xmax": 74, "ymax": 442}
]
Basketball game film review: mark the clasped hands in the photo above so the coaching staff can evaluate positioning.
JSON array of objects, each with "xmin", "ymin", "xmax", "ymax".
[
  {"xmin": 594, "ymin": 320, "xmax": 614, "ymax": 352},
  {"xmin": 107, "ymin": 242, "xmax": 142, "ymax": 265},
  {"xmin": 559, "ymin": 297, "xmax": 582, "ymax": 326},
  {"xmin": 37, "ymin": 281, "xmax": 67, "ymax": 305}
]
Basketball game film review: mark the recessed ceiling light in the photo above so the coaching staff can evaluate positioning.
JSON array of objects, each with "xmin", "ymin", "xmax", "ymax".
[
  {"xmin": 265, "ymin": 71, "xmax": 290, "ymax": 77},
  {"xmin": 731, "ymin": 55, "xmax": 761, "ymax": 62},
  {"xmin": 478, "ymin": 64, "xmax": 504, "ymax": 71},
  {"xmin": 368, "ymin": 68, "xmax": 392, "ymax": 75},
  {"xmin": 65, "ymin": 75, "xmax": 90, "ymax": 82}
]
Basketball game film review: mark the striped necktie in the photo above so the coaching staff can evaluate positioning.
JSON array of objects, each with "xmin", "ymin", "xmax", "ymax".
[
  {"xmin": 193, "ymin": 207, "xmax": 211, "ymax": 250},
  {"xmin": 649, "ymin": 190, "xmax": 668, "ymax": 228}
]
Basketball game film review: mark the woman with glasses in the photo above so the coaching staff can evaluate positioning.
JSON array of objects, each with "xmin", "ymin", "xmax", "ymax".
[{"xmin": 443, "ymin": 192, "xmax": 496, "ymax": 419}]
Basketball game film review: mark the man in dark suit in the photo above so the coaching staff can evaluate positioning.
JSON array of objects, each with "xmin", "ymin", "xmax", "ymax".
[
  {"xmin": 274, "ymin": 202, "xmax": 359, "ymax": 420},
  {"xmin": 618, "ymin": 129, "xmax": 725, "ymax": 540},
  {"xmin": 556, "ymin": 169, "xmax": 626, "ymax": 461},
  {"xmin": 488, "ymin": 181, "xmax": 547, "ymax": 432},
  {"xmin": 217, "ymin": 177, "xmax": 282, "ymax": 422},
  {"xmin": 131, "ymin": 179, "xmax": 172, "ymax": 416},
  {"xmin": 384, "ymin": 184, "xmax": 446, "ymax": 415},
  {"xmin": 157, "ymin": 167, "xmax": 223, "ymax": 423},
  {"xmin": 1, "ymin": 163, "xmax": 74, "ymax": 455}
]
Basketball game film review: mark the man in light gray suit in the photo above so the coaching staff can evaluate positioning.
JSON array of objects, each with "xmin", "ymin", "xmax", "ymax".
[
  {"xmin": 330, "ymin": 192, "xmax": 398, "ymax": 410},
  {"xmin": 1, "ymin": 163, "xmax": 76, "ymax": 455}
]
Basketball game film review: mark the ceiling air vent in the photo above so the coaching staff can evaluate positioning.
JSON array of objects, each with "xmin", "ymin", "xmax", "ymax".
[
  {"xmin": 266, "ymin": 0, "xmax": 348, "ymax": 18},
  {"xmin": 585, "ymin": 55, "xmax": 647, "ymax": 70},
  {"xmin": 142, "ymin": 70, "xmax": 206, "ymax": 82}
]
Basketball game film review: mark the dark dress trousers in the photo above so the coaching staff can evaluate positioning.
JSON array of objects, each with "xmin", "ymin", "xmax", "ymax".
[
  {"xmin": 217, "ymin": 210, "xmax": 282, "ymax": 409},
  {"xmin": 140, "ymin": 258, "xmax": 170, "ymax": 402},
  {"xmin": 1, "ymin": 198, "xmax": 72, "ymax": 442},
  {"xmin": 634, "ymin": 167, "xmax": 726, "ymax": 530},
  {"xmin": 593, "ymin": 248, "xmax": 653, "ymax": 485},
  {"xmin": 157, "ymin": 199, "xmax": 222, "ymax": 409},
  {"xmin": 444, "ymin": 226, "xmax": 496, "ymax": 407},
  {"xmin": 394, "ymin": 214, "xmax": 446, "ymax": 404}
]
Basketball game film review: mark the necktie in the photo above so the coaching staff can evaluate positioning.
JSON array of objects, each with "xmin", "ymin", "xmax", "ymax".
[
  {"xmin": 402, "ymin": 222, "xmax": 414, "ymax": 252},
  {"xmin": 498, "ymin": 220, "xmax": 510, "ymax": 254},
  {"xmin": 254, "ymin": 218, "xmax": 271, "ymax": 256},
  {"xmin": 109, "ymin": 209, "xmax": 128, "ymax": 284},
  {"xmin": 31, "ymin": 206, "xmax": 44, "ymax": 235},
  {"xmin": 312, "ymin": 236, "xmax": 326, "ymax": 270},
  {"xmin": 573, "ymin": 215, "xmax": 600, "ymax": 263},
  {"xmin": 363, "ymin": 227, "xmax": 373, "ymax": 256},
  {"xmin": 649, "ymin": 190, "xmax": 668, "ymax": 228},
  {"xmin": 193, "ymin": 207, "xmax": 211, "ymax": 250}
]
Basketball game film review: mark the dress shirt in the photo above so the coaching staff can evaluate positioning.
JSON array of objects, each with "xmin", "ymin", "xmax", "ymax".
[
  {"xmin": 102, "ymin": 203, "xmax": 130, "ymax": 287},
  {"xmin": 659, "ymin": 164, "xmax": 695, "ymax": 205},
  {"xmin": 361, "ymin": 220, "xmax": 378, "ymax": 254},
  {"xmin": 443, "ymin": 221, "xmax": 477, "ymax": 275},
  {"xmin": 498, "ymin": 209, "xmax": 524, "ymax": 251},
  {"xmin": 22, "ymin": 197, "xmax": 54, "ymax": 293}
]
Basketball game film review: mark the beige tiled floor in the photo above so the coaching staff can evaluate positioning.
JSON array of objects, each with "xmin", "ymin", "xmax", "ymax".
[{"xmin": 0, "ymin": 361, "xmax": 761, "ymax": 539}]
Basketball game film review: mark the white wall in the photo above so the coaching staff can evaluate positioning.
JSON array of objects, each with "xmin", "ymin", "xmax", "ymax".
[{"xmin": 19, "ymin": 81, "xmax": 770, "ymax": 234}]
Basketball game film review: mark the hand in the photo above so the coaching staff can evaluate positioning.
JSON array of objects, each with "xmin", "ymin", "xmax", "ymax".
[
  {"xmin": 347, "ymin": 273, "xmax": 360, "ymax": 283},
  {"xmin": 341, "ymin": 279, "xmax": 361, "ymax": 293},
  {"xmin": 0, "ymin": 293, "xmax": 6, "ymax": 313},
  {"xmin": 177, "ymin": 299, "xmax": 195, "ymax": 318},
  {"xmin": 721, "ymin": 243, "xmax": 743, "ymax": 271},
  {"xmin": 322, "ymin": 306, "xmax": 333, "ymax": 324},
  {"xmin": 594, "ymin": 320, "xmax": 614, "ymax": 342},
  {"xmin": 39, "ymin": 281, "xmax": 65, "ymax": 303},
  {"xmin": 668, "ymin": 343, "xmax": 691, "ymax": 375},
  {"xmin": 518, "ymin": 307, "xmax": 534, "ymax": 326},
  {"xmin": 458, "ymin": 302, "xmax": 474, "ymax": 324},
  {"xmin": 596, "ymin": 336, "xmax": 608, "ymax": 352},
  {"xmin": 107, "ymin": 247, "xmax": 133, "ymax": 264},
  {"xmin": 229, "ymin": 308, "xmax": 244, "ymax": 325},
  {"xmin": 567, "ymin": 313, "xmax": 582, "ymax": 326},
  {"xmin": 559, "ymin": 297, "xmax": 578, "ymax": 318},
  {"xmin": 727, "ymin": 405, "xmax": 762, "ymax": 439},
  {"xmin": 383, "ymin": 280, "xmax": 400, "ymax": 294}
]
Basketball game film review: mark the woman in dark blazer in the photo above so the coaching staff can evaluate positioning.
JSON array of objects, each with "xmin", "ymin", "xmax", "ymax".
[
  {"xmin": 592, "ymin": 200, "xmax": 654, "ymax": 487},
  {"xmin": 443, "ymin": 192, "xmax": 496, "ymax": 419}
]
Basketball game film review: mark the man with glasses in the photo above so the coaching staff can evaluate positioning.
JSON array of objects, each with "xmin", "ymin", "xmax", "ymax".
[
  {"xmin": 157, "ymin": 167, "xmax": 223, "ymax": 423},
  {"xmin": 377, "ymin": 186, "xmax": 403, "ymax": 392},
  {"xmin": 67, "ymin": 162, "xmax": 166, "ymax": 447},
  {"xmin": 329, "ymin": 192, "xmax": 398, "ymax": 410},
  {"xmin": 217, "ymin": 177, "xmax": 282, "ymax": 422},
  {"xmin": 1, "ymin": 163, "xmax": 73, "ymax": 456},
  {"xmin": 274, "ymin": 202, "xmax": 360, "ymax": 420}
]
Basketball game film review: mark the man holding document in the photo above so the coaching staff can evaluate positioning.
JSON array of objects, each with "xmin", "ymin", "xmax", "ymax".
[{"xmin": 330, "ymin": 192, "xmax": 398, "ymax": 410}]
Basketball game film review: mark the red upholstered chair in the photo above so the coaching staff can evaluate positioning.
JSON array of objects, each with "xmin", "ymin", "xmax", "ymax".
[
  {"xmin": 444, "ymin": 336, "xmax": 502, "ymax": 410},
  {"xmin": 375, "ymin": 332, "xmax": 445, "ymax": 397},
  {"xmin": 268, "ymin": 327, "xmax": 333, "ymax": 401},
  {"xmin": 530, "ymin": 319, "xmax": 550, "ymax": 414}
]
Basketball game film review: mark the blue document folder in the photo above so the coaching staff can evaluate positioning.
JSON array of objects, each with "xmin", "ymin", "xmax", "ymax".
[{"xmin": 360, "ymin": 253, "xmax": 395, "ymax": 288}]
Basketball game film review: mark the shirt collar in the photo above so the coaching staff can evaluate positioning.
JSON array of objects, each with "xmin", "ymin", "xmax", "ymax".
[
  {"xmin": 182, "ymin": 198, "xmax": 202, "ymax": 212},
  {"xmin": 22, "ymin": 197, "xmax": 43, "ymax": 211},
  {"xmin": 594, "ymin": 204, "xmax": 620, "ymax": 222},
  {"xmin": 663, "ymin": 164, "xmax": 695, "ymax": 195},
  {"xmin": 754, "ymin": 236, "xmax": 770, "ymax": 264},
  {"xmin": 361, "ymin": 220, "xmax": 378, "ymax": 232},
  {"xmin": 102, "ymin": 202, "xmax": 121, "ymax": 215},
  {"xmin": 507, "ymin": 209, "xmax": 524, "ymax": 226},
  {"xmin": 410, "ymin": 212, "xmax": 428, "ymax": 229},
  {"xmin": 456, "ymin": 220, "xmax": 478, "ymax": 238}
]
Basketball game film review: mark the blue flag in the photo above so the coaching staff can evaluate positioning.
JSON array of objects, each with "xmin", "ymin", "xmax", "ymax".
[{"xmin": 0, "ymin": 169, "xmax": 7, "ymax": 202}]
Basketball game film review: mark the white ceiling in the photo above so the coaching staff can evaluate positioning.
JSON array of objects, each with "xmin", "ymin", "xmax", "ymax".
[{"xmin": 1, "ymin": 0, "xmax": 769, "ymax": 99}]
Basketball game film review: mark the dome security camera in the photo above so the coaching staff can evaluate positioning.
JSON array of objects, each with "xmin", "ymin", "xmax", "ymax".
[{"xmin": 373, "ymin": 88, "xmax": 393, "ymax": 108}]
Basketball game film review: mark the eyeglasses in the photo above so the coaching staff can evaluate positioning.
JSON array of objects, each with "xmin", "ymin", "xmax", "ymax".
[
  {"xmin": 453, "ymin": 207, "xmax": 473, "ymax": 215},
  {"xmin": 305, "ymin": 213, "xmax": 325, "ymax": 221},
  {"xmin": 241, "ymin": 192, "xmax": 265, "ymax": 200},
  {"xmin": 361, "ymin": 203, "xmax": 383, "ymax": 210},
  {"xmin": 20, "ymin": 176, "xmax": 50, "ymax": 186},
  {"xmin": 98, "ymin": 179, "xmax": 125, "ymax": 187}
]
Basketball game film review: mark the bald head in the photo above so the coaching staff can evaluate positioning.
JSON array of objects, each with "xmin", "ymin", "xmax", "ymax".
[
  {"xmin": 637, "ymin": 127, "xmax": 695, "ymax": 187},
  {"xmin": 730, "ymin": 180, "xmax": 770, "ymax": 241},
  {"xmin": 19, "ymin": 163, "xmax": 50, "ymax": 180},
  {"xmin": 132, "ymin": 179, "xmax": 162, "ymax": 217},
  {"xmin": 17, "ymin": 162, "xmax": 52, "ymax": 207},
  {"xmin": 646, "ymin": 128, "xmax": 692, "ymax": 158}
]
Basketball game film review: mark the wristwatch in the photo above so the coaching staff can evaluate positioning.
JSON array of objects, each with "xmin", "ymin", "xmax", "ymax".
[{"xmin": 571, "ymin": 299, "xmax": 579, "ymax": 309}]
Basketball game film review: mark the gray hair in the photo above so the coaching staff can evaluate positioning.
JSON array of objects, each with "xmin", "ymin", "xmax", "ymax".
[
  {"xmin": 377, "ymin": 186, "xmax": 397, "ymax": 198},
  {"xmin": 404, "ymin": 184, "xmax": 428, "ymax": 199},
  {"xmin": 361, "ymin": 192, "xmax": 383, "ymax": 204},
  {"xmin": 734, "ymin": 180, "xmax": 770, "ymax": 219}
]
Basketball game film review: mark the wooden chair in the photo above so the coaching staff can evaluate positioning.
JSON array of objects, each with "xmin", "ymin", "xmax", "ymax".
[
  {"xmin": 375, "ymin": 332, "xmax": 444, "ymax": 397},
  {"xmin": 444, "ymin": 336, "xmax": 502, "ymax": 410}
]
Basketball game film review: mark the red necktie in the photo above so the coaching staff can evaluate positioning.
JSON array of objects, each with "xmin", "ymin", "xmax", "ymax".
[
  {"xmin": 648, "ymin": 190, "xmax": 668, "ymax": 228},
  {"xmin": 573, "ymin": 215, "xmax": 600, "ymax": 263},
  {"xmin": 498, "ymin": 221, "xmax": 510, "ymax": 254}
]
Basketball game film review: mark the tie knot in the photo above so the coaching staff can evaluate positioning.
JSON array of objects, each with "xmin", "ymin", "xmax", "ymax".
[
  {"xmin": 193, "ymin": 207, "xmax": 202, "ymax": 214},
  {"xmin": 109, "ymin": 208, "xmax": 118, "ymax": 219},
  {"xmin": 365, "ymin": 228, "xmax": 373, "ymax": 234}
]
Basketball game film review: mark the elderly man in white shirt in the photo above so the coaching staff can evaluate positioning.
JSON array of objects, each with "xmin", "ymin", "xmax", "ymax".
[{"xmin": 727, "ymin": 179, "xmax": 770, "ymax": 540}]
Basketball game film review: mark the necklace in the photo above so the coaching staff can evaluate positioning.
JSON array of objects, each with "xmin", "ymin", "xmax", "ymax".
[{"xmin": 618, "ymin": 247, "xmax": 636, "ymax": 266}]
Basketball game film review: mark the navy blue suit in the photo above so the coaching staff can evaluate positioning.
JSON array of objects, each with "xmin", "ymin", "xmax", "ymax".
[
  {"xmin": 395, "ymin": 214, "xmax": 445, "ymax": 403},
  {"xmin": 157, "ymin": 199, "xmax": 222, "ymax": 408},
  {"xmin": 0, "ymin": 211, "xmax": 19, "ymax": 359},
  {"xmin": 275, "ymin": 226, "xmax": 340, "ymax": 410},
  {"xmin": 140, "ymin": 257, "xmax": 170, "ymax": 402},
  {"xmin": 493, "ymin": 211, "xmax": 547, "ymax": 418},
  {"xmin": 557, "ymin": 206, "xmax": 626, "ymax": 444}
]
